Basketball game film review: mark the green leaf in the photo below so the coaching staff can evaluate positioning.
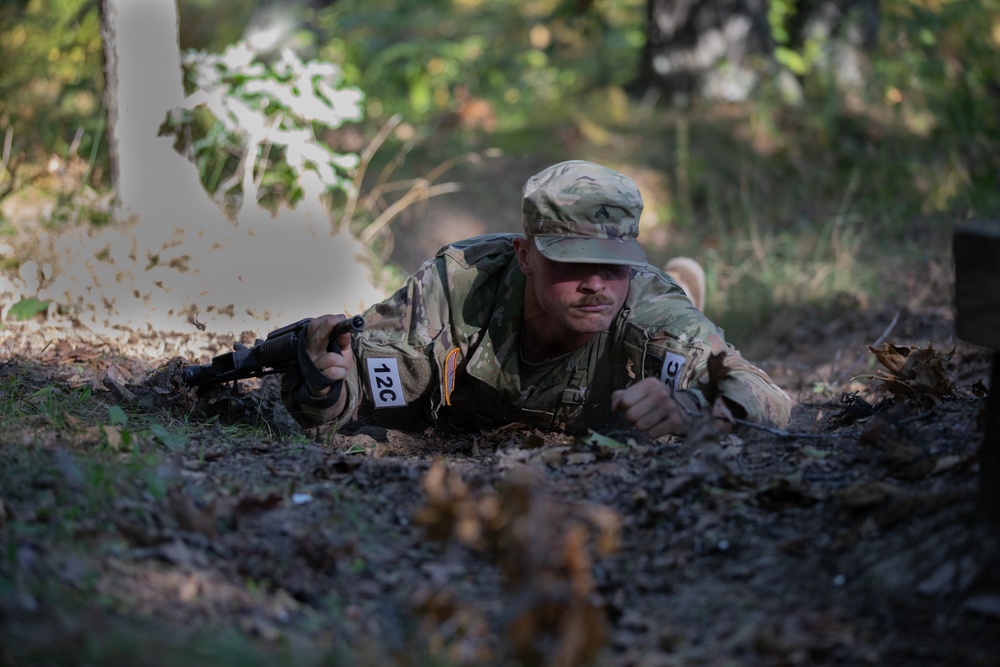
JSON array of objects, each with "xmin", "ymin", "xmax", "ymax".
[
  {"xmin": 774, "ymin": 46, "xmax": 808, "ymax": 75},
  {"xmin": 8, "ymin": 297, "xmax": 49, "ymax": 321},
  {"xmin": 149, "ymin": 422, "xmax": 188, "ymax": 450},
  {"xmin": 577, "ymin": 429, "xmax": 627, "ymax": 449},
  {"xmin": 108, "ymin": 405, "xmax": 128, "ymax": 427}
]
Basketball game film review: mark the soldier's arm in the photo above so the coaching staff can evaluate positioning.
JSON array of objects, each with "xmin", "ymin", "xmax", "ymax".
[
  {"xmin": 280, "ymin": 316, "xmax": 359, "ymax": 428},
  {"xmin": 282, "ymin": 257, "xmax": 454, "ymax": 429},
  {"xmin": 683, "ymin": 330, "xmax": 792, "ymax": 429}
]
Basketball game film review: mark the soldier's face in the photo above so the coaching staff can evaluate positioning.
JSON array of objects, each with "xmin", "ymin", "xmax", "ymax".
[{"xmin": 517, "ymin": 240, "xmax": 630, "ymax": 337}]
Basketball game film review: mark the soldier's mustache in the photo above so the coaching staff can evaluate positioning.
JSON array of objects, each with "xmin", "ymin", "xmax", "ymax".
[{"xmin": 574, "ymin": 295, "xmax": 616, "ymax": 307}]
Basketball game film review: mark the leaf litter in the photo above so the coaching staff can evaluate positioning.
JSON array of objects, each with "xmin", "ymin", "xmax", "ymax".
[{"xmin": 1, "ymin": 292, "xmax": 999, "ymax": 666}]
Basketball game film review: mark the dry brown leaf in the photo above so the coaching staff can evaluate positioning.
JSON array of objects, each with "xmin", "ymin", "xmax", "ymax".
[
  {"xmin": 867, "ymin": 489, "xmax": 972, "ymax": 529},
  {"xmin": 752, "ymin": 609, "xmax": 860, "ymax": 663},
  {"xmin": 552, "ymin": 599, "xmax": 608, "ymax": 667},
  {"xmin": 661, "ymin": 475, "xmax": 698, "ymax": 498},
  {"xmin": 869, "ymin": 342, "xmax": 912, "ymax": 375},
  {"xmin": 414, "ymin": 461, "xmax": 620, "ymax": 667},
  {"xmin": 869, "ymin": 342, "xmax": 957, "ymax": 400},
  {"xmin": 839, "ymin": 481, "xmax": 900, "ymax": 510},
  {"xmin": 539, "ymin": 446, "xmax": 571, "ymax": 467},
  {"xmin": 755, "ymin": 476, "xmax": 819, "ymax": 510},
  {"xmin": 102, "ymin": 424, "xmax": 123, "ymax": 451},
  {"xmin": 413, "ymin": 459, "xmax": 485, "ymax": 547},
  {"xmin": 696, "ymin": 351, "xmax": 732, "ymax": 405},
  {"xmin": 167, "ymin": 487, "xmax": 218, "ymax": 538}
]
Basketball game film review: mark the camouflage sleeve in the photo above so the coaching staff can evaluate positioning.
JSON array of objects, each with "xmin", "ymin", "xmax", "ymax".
[
  {"xmin": 281, "ymin": 255, "xmax": 459, "ymax": 429},
  {"xmin": 281, "ymin": 236, "xmax": 517, "ymax": 430},
  {"xmin": 279, "ymin": 361, "xmax": 358, "ymax": 430},
  {"xmin": 628, "ymin": 272, "xmax": 792, "ymax": 428},
  {"xmin": 344, "ymin": 256, "xmax": 462, "ymax": 428},
  {"xmin": 643, "ymin": 322, "xmax": 791, "ymax": 428},
  {"xmin": 684, "ymin": 330, "xmax": 791, "ymax": 428}
]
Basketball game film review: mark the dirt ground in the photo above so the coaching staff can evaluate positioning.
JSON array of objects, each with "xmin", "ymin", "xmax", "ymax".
[{"xmin": 1, "ymin": 247, "xmax": 998, "ymax": 667}]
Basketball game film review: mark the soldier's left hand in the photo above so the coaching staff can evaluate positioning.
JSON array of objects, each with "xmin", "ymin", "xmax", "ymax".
[
  {"xmin": 611, "ymin": 377, "xmax": 696, "ymax": 438},
  {"xmin": 612, "ymin": 378, "xmax": 736, "ymax": 438}
]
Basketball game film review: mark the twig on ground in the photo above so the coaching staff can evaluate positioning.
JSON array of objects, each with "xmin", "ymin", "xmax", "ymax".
[
  {"xmin": 731, "ymin": 417, "xmax": 861, "ymax": 440},
  {"xmin": 731, "ymin": 407, "xmax": 936, "ymax": 441}
]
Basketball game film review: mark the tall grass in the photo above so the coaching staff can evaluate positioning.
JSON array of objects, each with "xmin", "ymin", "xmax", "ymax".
[{"xmin": 557, "ymin": 83, "xmax": 992, "ymax": 346}]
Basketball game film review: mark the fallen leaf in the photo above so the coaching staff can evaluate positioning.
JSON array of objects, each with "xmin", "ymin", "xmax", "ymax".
[
  {"xmin": 916, "ymin": 556, "xmax": 979, "ymax": 596},
  {"xmin": 839, "ymin": 481, "xmax": 899, "ymax": 510},
  {"xmin": 872, "ymin": 491, "xmax": 970, "ymax": 528},
  {"xmin": 755, "ymin": 477, "xmax": 819, "ymax": 510},
  {"xmin": 931, "ymin": 454, "xmax": 969, "ymax": 474},
  {"xmin": 661, "ymin": 474, "xmax": 698, "ymax": 498},
  {"xmin": 577, "ymin": 429, "xmax": 627, "ymax": 449},
  {"xmin": 167, "ymin": 487, "xmax": 218, "ymax": 538},
  {"xmin": 523, "ymin": 432, "xmax": 547, "ymax": 449},
  {"xmin": 696, "ymin": 351, "xmax": 733, "ymax": 405},
  {"xmin": 869, "ymin": 342, "xmax": 957, "ymax": 400},
  {"xmin": 414, "ymin": 462, "xmax": 620, "ymax": 666},
  {"xmin": 102, "ymin": 424, "xmax": 123, "ymax": 451},
  {"xmin": 539, "ymin": 446, "xmax": 571, "ymax": 467},
  {"xmin": 963, "ymin": 594, "xmax": 1000, "ymax": 619},
  {"xmin": 565, "ymin": 452, "xmax": 596, "ymax": 466}
]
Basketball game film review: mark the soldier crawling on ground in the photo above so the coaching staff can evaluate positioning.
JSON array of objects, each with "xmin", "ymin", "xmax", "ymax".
[{"xmin": 281, "ymin": 160, "xmax": 791, "ymax": 438}]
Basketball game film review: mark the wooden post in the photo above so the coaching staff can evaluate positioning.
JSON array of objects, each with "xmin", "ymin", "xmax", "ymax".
[
  {"xmin": 953, "ymin": 220, "xmax": 1000, "ymax": 523},
  {"xmin": 985, "ymin": 359, "xmax": 1000, "ymax": 523}
]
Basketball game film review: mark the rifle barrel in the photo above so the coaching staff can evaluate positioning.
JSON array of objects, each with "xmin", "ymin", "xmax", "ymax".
[
  {"xmin": 181, "ymin": 314, "xmax": 366, "ymax": 388},
  {"xmin": 331, "ymin": 315, "xmax": 365, "ymax": 337},
  {"xmin": 327, "ymin": 315, "xmax": 365, "ymax": 352}
]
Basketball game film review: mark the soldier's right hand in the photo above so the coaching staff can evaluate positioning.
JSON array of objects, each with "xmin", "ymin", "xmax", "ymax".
[{"xmin": 303, "ymin": 314, "xmax": 356, "ymax": 398}]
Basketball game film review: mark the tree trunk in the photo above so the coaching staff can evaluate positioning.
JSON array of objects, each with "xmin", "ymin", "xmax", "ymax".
[
  {"xmin": 98, "ymin": 0, "xmax": 214, "ymax": 226},
  {"xmin": 633, "ymin": 0, "xmax": 880, "ymax": 102},
  {"xmin": 633, "ymin": 0, "xmax": 770, "ymax": 101},
  {"xmin": 953, "ymin": 220, "xmax": 1000, "ymax": 525},
  {"xmin": 74, "ymin": 0, "xmax": 385, "ymax": 336}
]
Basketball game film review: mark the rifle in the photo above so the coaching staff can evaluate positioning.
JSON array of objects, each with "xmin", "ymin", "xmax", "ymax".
[{"xmin": 181, "ymin": 315, "xmax": 365, "ymax": 389}]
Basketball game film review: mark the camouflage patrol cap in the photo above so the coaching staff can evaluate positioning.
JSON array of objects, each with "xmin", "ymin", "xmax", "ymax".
[{"xmin": 522, "ymin": 160, "xmax": 647, "ymax": 266}]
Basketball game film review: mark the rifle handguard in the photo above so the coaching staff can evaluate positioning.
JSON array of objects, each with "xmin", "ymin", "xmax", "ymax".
[{"xmin": 181, "ymin": 315, "xmax": 365, "ymax": 392}]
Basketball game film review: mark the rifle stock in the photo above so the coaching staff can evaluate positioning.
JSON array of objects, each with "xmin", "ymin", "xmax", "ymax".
[{"xmin": 182, "ymin": 315, "xmax": 365, "ymax": 388}]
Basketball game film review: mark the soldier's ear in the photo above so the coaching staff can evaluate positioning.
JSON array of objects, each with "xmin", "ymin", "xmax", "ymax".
[{"xmin": 513, "ymin": 236, "xmax": 533, "ymax": 275}]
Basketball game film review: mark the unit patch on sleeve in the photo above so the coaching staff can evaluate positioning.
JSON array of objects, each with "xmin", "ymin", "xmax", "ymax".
[
  {"xmin": 366, "ymin": 357, "xmax": 407, "ymax": 408},
  {"xmin": 659, "ymin": 352, "xmax": 687, "ymax": 392},
  {"xmin": 443, "ymin": 348, "xmax": 461, "ymax": 406}
]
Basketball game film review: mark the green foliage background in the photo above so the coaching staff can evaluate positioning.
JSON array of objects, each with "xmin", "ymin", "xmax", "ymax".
[{"xmin": 1, "ymin": 0, "xmax": 998, "ymax": 339}]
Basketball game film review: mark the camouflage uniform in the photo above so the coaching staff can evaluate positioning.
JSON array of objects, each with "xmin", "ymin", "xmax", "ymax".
[{"xmin": 282, "ymin": 161, "xmax": 791, "ymax": 432}]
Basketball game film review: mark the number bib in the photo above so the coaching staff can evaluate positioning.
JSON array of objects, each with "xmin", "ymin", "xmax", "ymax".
[
  {"xmin": 659, "ymin": 351, "xmax": 687, "ymax": 392},
  {"xmin": 365, "ymin": 358, "xmax": 407, "ymax": 408}
]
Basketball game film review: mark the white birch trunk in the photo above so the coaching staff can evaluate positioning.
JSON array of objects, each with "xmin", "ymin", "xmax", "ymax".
[
  {"xmin": 40, "ymin": 0, "xmax": 388, "ymax": 338},
  {"xmin": 100, "ymin": 0, "xmax": 222, "ymax": 232}
]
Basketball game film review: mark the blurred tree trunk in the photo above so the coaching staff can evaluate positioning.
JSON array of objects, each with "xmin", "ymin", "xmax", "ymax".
[
  {"xmin": 92, "ymin": 0, "xmax": 384, "ymax": 332},
  {"xmin": 98, "ymin": 0, "xmax": 214, "ymax": 226},
  {"xmin": 633, "ymin": 0, "xmax": 769, "ymax": 100},
  {"xmin": 634, "ymin": 0, "xmax": 879, "ymax": 102}
]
